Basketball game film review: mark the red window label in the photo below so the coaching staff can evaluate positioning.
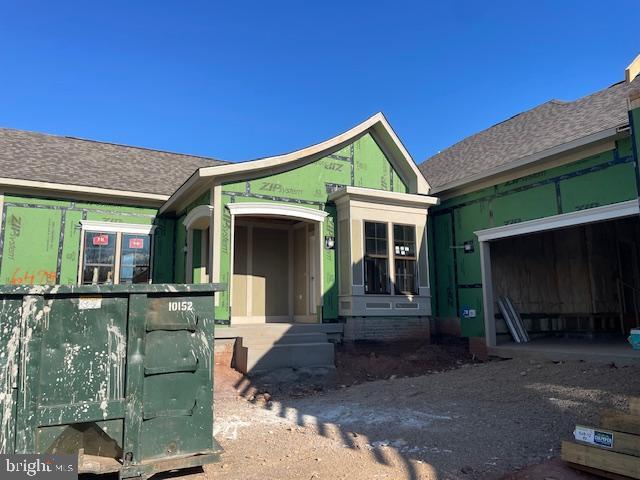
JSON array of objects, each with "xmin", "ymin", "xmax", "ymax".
[
  {"xmin": 92, "ymin": 234, "xmax": 109, "ymax": 246},
  {"xmin": 129, "ymin": 237, "xmax": 144, "ymax": 249}
]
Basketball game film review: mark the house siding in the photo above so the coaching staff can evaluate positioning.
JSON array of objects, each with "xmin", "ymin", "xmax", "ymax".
[
  {"xmin": 0, "ymin": 194, "xmax": 167, "ymax": 285},
  {"xmin": 213, "ymin": 133, "xmax": 409, "ymax": 324},
  {"xmin": 427, "ymin": 137, "xmax": 639, "ymax": 337}
]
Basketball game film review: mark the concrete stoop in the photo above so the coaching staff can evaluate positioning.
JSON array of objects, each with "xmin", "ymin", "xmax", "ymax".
[{"xmin": 232, "ymin": 325, "xmax": 336, "ymax": 374}]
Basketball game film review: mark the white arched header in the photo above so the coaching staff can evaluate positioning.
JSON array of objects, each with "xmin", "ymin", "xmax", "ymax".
[
  {"xmin": 226, "ymin": 202, "xmax": 329, "ymax": 223},
  {"xmin": 183, "ymin": 204, "xmax": 214, "ymax": 230}
]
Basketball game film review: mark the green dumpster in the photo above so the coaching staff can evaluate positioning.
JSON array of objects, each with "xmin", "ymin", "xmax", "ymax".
[{"xmin": 0, "ymin": 283, "xmax": 225, "ymax": 479}]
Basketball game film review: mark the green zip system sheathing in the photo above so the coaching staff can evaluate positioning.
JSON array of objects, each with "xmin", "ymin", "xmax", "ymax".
[
  {"xmin": 173, "ymin": 190, "xmax": 212, "ymax": 285},
  {"xmin": 429, "ymin": 138, "xmax": 639, "ymax": 337},
  {"xmin": 200, "ymin": 133, "xmax": 408, "ymax": 324},
  {"xmin": 0, "ymin": 195, "xmax": 174, "ymax": 285}
]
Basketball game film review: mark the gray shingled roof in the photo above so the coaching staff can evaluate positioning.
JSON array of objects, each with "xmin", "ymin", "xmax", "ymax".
[
  {"xmin": 420, "ymin": 78, "xmax": 639, "ymax": 191},
  {"xmin": 0, "ymin": 128, "xmax": 227, "ymax": 196}
]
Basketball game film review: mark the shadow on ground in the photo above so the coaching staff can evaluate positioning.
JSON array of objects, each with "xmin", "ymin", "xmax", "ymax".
[{"xmin": 222, "ymin": 339, "xmax": 636, "ymax": 480}]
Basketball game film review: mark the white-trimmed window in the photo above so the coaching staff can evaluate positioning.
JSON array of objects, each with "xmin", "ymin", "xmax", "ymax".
[
  {"xmin": 393, "ymin": 224, "xmax": 418, "ymax": 295},
  {"xmin": 79, "ymin": 221, "xmax": 155, "ymax": 285},
  {"xmin": 364, "ymin": 221, "xmax": 390, "ymax": 294}
]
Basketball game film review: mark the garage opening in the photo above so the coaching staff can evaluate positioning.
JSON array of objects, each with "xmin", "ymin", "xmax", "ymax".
[{"xmin": 478, "ymin": 203, "xmax": 640, "ymax": 362}]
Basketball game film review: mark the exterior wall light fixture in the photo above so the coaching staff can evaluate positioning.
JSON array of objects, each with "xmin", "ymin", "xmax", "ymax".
[{"xmin": 325, "ymin": 236, "xmax": 335, "ymax": 250}]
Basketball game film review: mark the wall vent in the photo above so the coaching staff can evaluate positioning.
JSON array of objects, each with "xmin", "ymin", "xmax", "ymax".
[
  {"xmin": 396, "ymin": 302, "xmax": 419, "ymax": 309},
  {"xmin": 366, "ymin": 302, "xmax": 392, "ymax": 309}
]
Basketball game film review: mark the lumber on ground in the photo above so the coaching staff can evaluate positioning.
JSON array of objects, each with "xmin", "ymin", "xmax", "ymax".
[
  {"xmin": 568, "ymin": 462, "xmax": 639, "ymax": 480},
  {"xmin": 575, "ymin": 424, "xmax": 640, "ymax": 457},
  {"xmin": 561, "ymin": 441, "xmax": 640, "ymax": 479},
  {"xmin": 601, "ymin": 410, "xmax": 640, "ymax": 435}
]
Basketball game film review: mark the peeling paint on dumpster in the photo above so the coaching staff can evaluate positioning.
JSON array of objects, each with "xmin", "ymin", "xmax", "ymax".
[
  {"xmin": 0, "ymin": 283, "xmax": 225, "ymax": 480},
  {"xmin": 0, "ymin": 301, "xmax": 21, "ymax": 453}
]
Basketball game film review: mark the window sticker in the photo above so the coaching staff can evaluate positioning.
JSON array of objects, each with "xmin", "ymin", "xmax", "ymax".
[
  {"xmin": 92, "ymin": 234, "xmax": 109, "ymax": 246},
  {"xmin": 129, "ymin": 237, "xmax": 144, "ymax": 249}
]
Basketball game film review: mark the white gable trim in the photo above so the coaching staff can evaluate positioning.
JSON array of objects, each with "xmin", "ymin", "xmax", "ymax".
[{"xmin": 160, "ymin": 113, "xmax": 430, "ymax": 214}]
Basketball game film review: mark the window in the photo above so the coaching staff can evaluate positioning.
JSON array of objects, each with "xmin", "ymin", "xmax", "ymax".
[
  {"xmin": 80, "ymin": 222, "xmax": 153, "ymax": 285},
  {"xmin": 393, "ymin": 224, "xmax": 418, "ymax": 295},
  {"xmin": 364, "ymin": 221, "xmax": 389, "ymax": 294},
  {"xmin": 119, "ymin": 234, "xmax": 152, "ymax": 284},
  {"xmin": 82, "ymin": 232, "xmax": 117, "ymax": 284}
]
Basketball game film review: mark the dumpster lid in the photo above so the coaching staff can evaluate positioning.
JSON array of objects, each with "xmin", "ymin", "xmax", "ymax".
[{"xmin": 0, "ymin": 283, "xmax": 227, "ymax": 296}]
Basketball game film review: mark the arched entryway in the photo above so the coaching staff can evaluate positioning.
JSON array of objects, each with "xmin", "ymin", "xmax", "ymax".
[
  {"xmin": 183, "ymin": 204, "xmax": 213, "ymax": 283},
  {"xmin": 226, "ymin": 203, "xmax": 328, "ymax": 324}
]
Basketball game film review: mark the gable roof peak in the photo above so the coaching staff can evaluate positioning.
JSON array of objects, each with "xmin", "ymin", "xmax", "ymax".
[{"xmin": 161, "ymin": 112, "xmax": 430, "ymax": 214}]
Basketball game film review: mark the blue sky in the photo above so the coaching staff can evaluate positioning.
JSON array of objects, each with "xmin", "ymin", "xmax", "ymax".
[{"xmin": 0, "ymin": 1, "xmax": 638, "ymax": 163}]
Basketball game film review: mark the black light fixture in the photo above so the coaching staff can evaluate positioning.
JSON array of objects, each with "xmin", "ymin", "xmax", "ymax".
[
  {"xmin": 463, "ymin": 241, "xmax": 474, "ymax": 253},
  {"xmin": 325, "ymin": 235, "xmax": 335, "ymax": 249}
]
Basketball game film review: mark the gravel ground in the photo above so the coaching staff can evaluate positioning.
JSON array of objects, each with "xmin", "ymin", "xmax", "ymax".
[{"xmin": 209, "ymin": 357, "xmax": 637, "ymax": 480}]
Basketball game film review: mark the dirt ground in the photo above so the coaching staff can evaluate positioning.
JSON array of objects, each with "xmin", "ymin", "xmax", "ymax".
[
  {"xmin": 99, "ymin": 341, "xmax": 637, "ymax": 480},
  {"xmin": 244, "ymin": 339, "xmax": 477, "ymax": 398},
  {"xmin": 204, "ymin": 347, "xmax": 637, "ymax": 480},
  {"xmin": 500, "ymin": 457, "xmax": 599, "ymax": 479}
]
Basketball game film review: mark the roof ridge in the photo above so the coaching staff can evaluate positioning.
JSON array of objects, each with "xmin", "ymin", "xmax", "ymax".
[
  {"xmin": 553, "ymin": 79, "xmax": 627, "ymax": 107},
  {"xmin": 424, "ymin": 99, "xmax": 563, "ymax": 159},
  {"xmin": 487, "ymin": 99, "xmax": 561, "ymax": 129},
  {"xmin": 0, "ymin": 126, "xmax": 227, "ymax": 163}
]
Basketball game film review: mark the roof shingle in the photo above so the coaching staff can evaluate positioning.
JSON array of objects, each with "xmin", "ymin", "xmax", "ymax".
[
  {"xmin": 419, "ymin": 78, "xmax": 639, "ymax": 191},
  {"xmin": 0, "ymin": 128, "xmax": 227, "ymax": 196}
]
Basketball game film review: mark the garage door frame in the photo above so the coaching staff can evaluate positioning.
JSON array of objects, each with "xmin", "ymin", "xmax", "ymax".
[{"xmin": 474, "ymin": 199, "xmax": 640, "ymax": 347}]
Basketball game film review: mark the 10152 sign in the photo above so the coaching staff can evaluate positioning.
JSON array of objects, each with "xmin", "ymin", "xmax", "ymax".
[{"xmin": 168, "ymin": 300, "xmax": 193, "ymax": 312}]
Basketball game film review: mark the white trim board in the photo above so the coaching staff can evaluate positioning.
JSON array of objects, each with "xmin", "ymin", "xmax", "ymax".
[
  {"xmin": 328, "ymin": 185, "xmax": 439, "ymax": 207},
  {"xmin": 226, "ymin": 202, "xmax": 329, "ymax": 223},
  {"xmin": 80, "ymin": 220, "xmax": 156, "ymax": 235},
  {"xmin": 475, "ymin": 200, "xmax": 640, "ymax": 242},
  {"xmin": 0, "ymin": 177, "xmax": 168, "ymax": 203}
]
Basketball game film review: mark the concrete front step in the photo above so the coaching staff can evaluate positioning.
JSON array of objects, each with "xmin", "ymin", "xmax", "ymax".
[
  {"xmin": 216, "ymin": 323, "xmax": 343, "ymax": 338},
  {"xmin": 225, "ymin": 327, "xmax": 323, "ymax": 340},
  {"xmin": 220, "ymin": 323, "xmax": 339, "ymax": 374},
  {"xmin": 240, "ymin": 332, "xmax": 328, "ymax": 346},
  {"xmin": 235, "ymin": 341, "xmax": 335, "ymax": 374}
]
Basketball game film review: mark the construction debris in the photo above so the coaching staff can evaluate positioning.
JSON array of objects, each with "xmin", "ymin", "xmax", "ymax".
[{"xmin": 498, "ymin": 295, "xmax": 530, "ymax": 343}]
